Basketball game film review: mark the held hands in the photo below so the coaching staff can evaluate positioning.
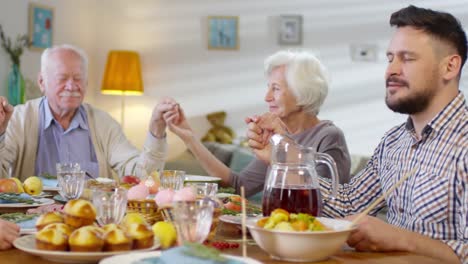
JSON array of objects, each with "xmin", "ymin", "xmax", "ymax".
[
  {"xmin": 245, "ymin": 113, "xmax": 288, "ymax": 164},
  {"xmin": 164, "ymin": 105, "xmax": 194, "ymax": 143},
  {"xmin": 0, "ymin": 219, "xmax": 20, "ymax": 250},
  {"xmin": 0, "ymin": 97, "xmax": 14, "ymax": 135},
  {"xmin": 149, "ymin": 97, "xmax": 180, "ymax": 138}
]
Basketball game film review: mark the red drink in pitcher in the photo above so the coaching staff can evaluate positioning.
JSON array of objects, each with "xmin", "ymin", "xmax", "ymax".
[{"xmin": 262, "ymin": 186, "xmax": 322, "ymax": 216}]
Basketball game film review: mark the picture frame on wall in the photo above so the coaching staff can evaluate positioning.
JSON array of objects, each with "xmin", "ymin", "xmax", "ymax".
[
  {"xmin": 28, "ymin": 3, "xmax": 54, "ymax": 51},
  {"xmin": 278, "ymin": 15, "xmax": 303, "ymax": 45},
  {"xmin": 208, "ymin": 16, "xmax": 239, "ymax": 50}
]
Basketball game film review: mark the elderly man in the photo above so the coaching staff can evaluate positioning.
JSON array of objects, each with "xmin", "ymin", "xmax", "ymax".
[
  {"xmin": 247, "ymin": 5, "xmax": 467, "ymax": 263},
  {"xmin": 0, "ymin": 44, "xmax": 175, "ymax": 181}
]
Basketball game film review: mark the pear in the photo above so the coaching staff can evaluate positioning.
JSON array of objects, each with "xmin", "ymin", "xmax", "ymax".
[
  {"xmin": 23, "ymin": 176, "xmax": 43, "ymax": 196},
  {"xmin": 152, "ymin": 221, "xmax": 177, "ymax": 249}
]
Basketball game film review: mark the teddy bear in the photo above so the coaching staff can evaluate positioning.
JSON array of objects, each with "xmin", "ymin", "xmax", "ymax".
[{"xmin": 202, "ymin": 111, "xmax": 235, "ymax": 144}]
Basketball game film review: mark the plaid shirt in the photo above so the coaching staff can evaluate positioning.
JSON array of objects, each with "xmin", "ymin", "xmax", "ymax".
[{"xmin": 320, "ymin": 92, "xmax": 467, "ymax": 261}]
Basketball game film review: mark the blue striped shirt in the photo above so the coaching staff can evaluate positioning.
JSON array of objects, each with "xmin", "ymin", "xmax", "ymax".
[
  {"xmin": 35, "ymin": 97, "xmax": 99, "ymax": 178},
  {"xmin": 320, "ymin": 92, "xmax": 467, "ymax": 260}
]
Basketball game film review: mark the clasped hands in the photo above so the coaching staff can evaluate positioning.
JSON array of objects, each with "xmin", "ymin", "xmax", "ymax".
[
  {"xmin": 0, "ymin": 97, "xmax": 14, "ymax": 136},
  {"xmin": 245, "ymin": 112, "xmax": 288, "ymax": 164}
]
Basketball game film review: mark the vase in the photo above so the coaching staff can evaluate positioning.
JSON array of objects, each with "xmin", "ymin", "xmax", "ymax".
[{"xmin": 7, "ymin": 63, "xmax": 25, "ymax": 106}]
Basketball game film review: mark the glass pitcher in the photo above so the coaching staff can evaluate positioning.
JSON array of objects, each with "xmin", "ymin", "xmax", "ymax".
[{"xmin": 262, "ymin": 134, "xmax": 339, "ymax": 216}]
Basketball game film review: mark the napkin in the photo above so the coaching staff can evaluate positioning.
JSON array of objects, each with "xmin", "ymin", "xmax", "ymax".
[
  {"xmin": 0, "ymin": 193, "xmax": 32, "ymax": 204},
  {"xmin": 135, "ymin": 245, "xmax": 244, "ymax": 264}
]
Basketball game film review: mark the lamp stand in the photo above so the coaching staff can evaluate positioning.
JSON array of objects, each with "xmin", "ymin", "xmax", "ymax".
[{"xmin": 121, "ymin": 92, "xmax": 126, "ymax": 131}]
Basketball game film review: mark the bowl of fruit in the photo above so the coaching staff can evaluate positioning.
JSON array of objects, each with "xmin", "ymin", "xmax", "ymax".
[{"xmin": 246, "ymin": 209, "xmax": 356, "ymax": 262}]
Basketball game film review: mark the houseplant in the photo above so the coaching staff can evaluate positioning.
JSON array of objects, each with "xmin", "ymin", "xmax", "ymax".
[{"xmin": 0, "ymin": 24, "xmax": 29, "ymax": 106}]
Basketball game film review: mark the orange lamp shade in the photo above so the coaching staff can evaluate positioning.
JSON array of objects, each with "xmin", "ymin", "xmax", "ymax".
[{"xmin": 101, "ymin": 51, "xmax": 144, "ymax": 95}]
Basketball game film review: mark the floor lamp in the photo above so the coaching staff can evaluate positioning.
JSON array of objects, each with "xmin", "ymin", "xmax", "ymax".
[{"xmin": 101, "ymin": 51, "xmax": 144, "ymax": 130}]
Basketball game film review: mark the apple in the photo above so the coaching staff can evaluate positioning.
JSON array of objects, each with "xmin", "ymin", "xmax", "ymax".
[
  {"xmin": 0, "ymin": 178, "xmax": 20, "ymax": 193},
  {"xmin": 122, "ymin": 175, "xmax": 141, "ymax": 185},
  {"xmin": 141, "ymin": 178, "xmax": 159, "ymax": 194}
]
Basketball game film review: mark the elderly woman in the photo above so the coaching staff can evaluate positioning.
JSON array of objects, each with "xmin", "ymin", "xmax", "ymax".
[{"xmin": 163, "ymin": 51, "xmax": 351, "ymax": 197}]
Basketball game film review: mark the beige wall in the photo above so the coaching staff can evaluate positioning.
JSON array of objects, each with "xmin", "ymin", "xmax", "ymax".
[{"xmin": 1, "ymin": 0, "xmax": 467, "ymax": 159}]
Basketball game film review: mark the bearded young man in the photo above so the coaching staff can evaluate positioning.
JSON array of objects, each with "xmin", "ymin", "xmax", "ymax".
[{"xmin": 246, "ymin": 5, "xmax": 467, "ymax": 263}]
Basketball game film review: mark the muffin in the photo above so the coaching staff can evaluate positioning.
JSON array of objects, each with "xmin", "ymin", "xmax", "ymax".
[
  {"xmin": 103, "ymin": 228, "xmax": 132, "ymax": 251},
  {"xmin": 35, "ymin": 212, "xmax": 64, "ymax": 231},
  {"xmin": 68, "ymin": 225, "xmax": 104, "ymax": 252},
  {"xmin": 42, "ymin": 223, "xmax": 73, "ymax": 237},
  {"xmin": 102, "ymin": 223, "xmax": 120, "ymax": 233},
  {"xmin": 63, "ymin": 199, "xmax": 97, "ymax": 228},
  {"xmin": 35, "ymin": 228, "xmax": 68, "ymax": 251},
  {"xmin": 126, "ymin": 223, "xmax": 154, "ymax": 249}
]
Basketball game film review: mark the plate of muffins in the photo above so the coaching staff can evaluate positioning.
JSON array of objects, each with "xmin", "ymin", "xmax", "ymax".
[{"xmin": 14, "ymin": 199, "xmax": 160, "ymax": 264}]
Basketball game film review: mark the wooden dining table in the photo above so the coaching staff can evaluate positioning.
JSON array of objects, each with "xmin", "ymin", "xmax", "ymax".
[{"xmin": 0, "ymin": 220, "xmax": 445, "ymax": 264}]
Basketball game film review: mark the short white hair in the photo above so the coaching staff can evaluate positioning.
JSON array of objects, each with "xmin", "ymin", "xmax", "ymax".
[
  {"xmin": 40, "ymin": 44, "xmax": 88, "ymax": 79},
  {"xmin": 264, "ymin": 50, "xmax": 329, "ymax": 115}
]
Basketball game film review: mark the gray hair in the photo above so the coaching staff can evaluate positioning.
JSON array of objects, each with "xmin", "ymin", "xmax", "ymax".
[
  {"xmin": 264, "ymin": 50, "xmax": 329, "ymax": 115},
  {"xmin": 40, "ymin": 44, "xmax": 88, "ymax": 80}
]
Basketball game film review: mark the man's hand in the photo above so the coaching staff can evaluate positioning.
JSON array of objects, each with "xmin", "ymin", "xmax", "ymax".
[
  {"xmin": 345, "ymin": 215, "xmax": 408, "ymax": 252},
  {"xmin": 0, "ymin": 97, "xmax": 14, "ymax": 135},
  {"xmin": 245, "ymin": 113, "xmax": 288, "ymax": 164},
  {"xmin": 149, "ymin": 97, "xmax": 179, "ymax": 138},
  {"xmin": 0, "ymin": 219, "xmax": 19, "ymax": 250}
]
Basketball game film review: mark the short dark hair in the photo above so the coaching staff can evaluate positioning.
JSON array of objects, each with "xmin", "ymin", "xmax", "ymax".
[{"xmin": 390, "ymin": 5, "xmax": 467, "ymax": 69}]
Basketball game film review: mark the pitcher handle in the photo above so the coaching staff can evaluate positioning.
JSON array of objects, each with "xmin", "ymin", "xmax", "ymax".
[{"xmin": 315, "ymin": 152, "xmax": 338, "ymax": 201}]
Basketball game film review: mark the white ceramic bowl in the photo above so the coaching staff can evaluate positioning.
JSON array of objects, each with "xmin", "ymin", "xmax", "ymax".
[{"xmin": 247, "ymin": 217, "xmax": 355, "ymax": 262}]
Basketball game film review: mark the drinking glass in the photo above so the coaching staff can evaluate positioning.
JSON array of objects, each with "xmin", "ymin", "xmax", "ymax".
[
  {"xmin": 92, "ymin": 188, "xmax": 128, "ymax": 226},
  {"xmin": 57, "ymin": 170, "xmax": 85, "ymax": 200},
  {"xmin": 172, "ymin": 200, "xmax": 214, "ymax": 244},
  {"xmin": 185, "ymin": 182, "xmax": 218, "ymax": 199},
  {"xmin": 160, "ymin": 170, "xmax": 185, "ymax": 190}
]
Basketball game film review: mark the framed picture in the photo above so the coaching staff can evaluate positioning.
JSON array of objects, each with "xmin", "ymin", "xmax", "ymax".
[
  {"xmin": 278, "ymin": 15, "xmax": 303, "ymax": 45},
  {"xmin": 208, "ymin": 16, "xmax": 239, "ymax": 50},
  {"xmin": 28, "ymin": 3, "xmax": 54, "ymax": 51}
]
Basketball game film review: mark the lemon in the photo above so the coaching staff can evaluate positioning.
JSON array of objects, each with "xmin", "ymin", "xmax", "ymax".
[
  {"xmin": 122, "ymin": 212, "xmax": 147, "ymax": 227},
  {"xmin": 11, "ymin": 178, "xmax": 24, "ymax": 193},
  {"xmin": 23, "ymin": 176, "xmax": 43, "ymax": 195},
  {"xmin": 152, "ymin": 221, "xmax": 177, "ymax": 249}
]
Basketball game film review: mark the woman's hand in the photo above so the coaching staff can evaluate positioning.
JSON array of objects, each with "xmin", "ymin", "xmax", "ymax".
[
  {"xmin": 0, "ymin": 219, "xmax": 19, "ymax": 250},
  {"xmin": 149, "ymin": 97, "xmax": 179, "ymax": 138},
  {"xmin": 165, "ymin": 105, "xmax": 195, "ymax": 143}
]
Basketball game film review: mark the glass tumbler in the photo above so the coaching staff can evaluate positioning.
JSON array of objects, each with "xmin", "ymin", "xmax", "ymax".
[
  {"xmin": 57, "ymin": 170, "xmax": 85, "ymax": 200},
  {"xmin": 160, "ymin": 170, "xmax": 186, "ymax": 190},
  {"xmin": 92, "ymin": 187, "xmax": 128, "ymax": 226},
  {"xmin": 185, "ymin": 182, "xmax": 218, "ymax": 199},
  {"xmin": 172, "ymin": 200, "xmax": 214, "ymax": 244}
]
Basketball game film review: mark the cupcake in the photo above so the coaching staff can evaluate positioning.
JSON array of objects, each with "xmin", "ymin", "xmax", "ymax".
[
  {"xmin": 103, "ymin": 228, "xmax": 132, "ymax": 251},
  {"xmin": 63, "ymin": 199, "xmax": 97, "ymax": 228},
  {"xmin": 102, "ymin": 223, "xmax": 120, "ymax": 233},
  {"xmin": 68, "ymin": 225, "xmax": 104, "ymax": 252},
  {"xmin": 41, "ymin": 223, "xmax": 73, "ymax": 237},
  {"xmin": 35, "ymin": 212, "xmax": 64, "ymax": 231},
  {"xmin": 121, "ymin": 212, "xmax": 148, "ymax": 229},
  {"xmin": 126, "ymin": 223, "xmax": 154, "ymax": 249},
  {"xmin": 35, "ymin": 227, "xmax": 69, "ymax": 251}
]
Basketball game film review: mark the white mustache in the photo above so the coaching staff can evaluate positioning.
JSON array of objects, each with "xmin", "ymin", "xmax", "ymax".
[{"xmin": 59, "ymin": 91, "xmax": 81, "ymax": 97}]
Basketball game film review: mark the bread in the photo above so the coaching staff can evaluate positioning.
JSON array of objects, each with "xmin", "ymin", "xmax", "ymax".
[
  {"xmin": 63, "ymin": 199, "xmax": 97, "ymax": 228},
  {"xmin": 125, "ymin": 223, "xmax": 154, "ymax": 249},
  {"xmin": 68, "ymin": 225, "xmax": 104, "ymax": 252},
  {"xmin": 35, "ymin": 228, "xmax": 68, "ymax": 251},
  {"xmin": 103, "ymin": 228, "xmax": 132, "ymax": 251},
  {"xmin": 35, "ymin": 212, "xmax": 64, "ymax": 231}
]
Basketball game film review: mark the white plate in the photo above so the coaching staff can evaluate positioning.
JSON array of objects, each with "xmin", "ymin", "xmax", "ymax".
[
  {"xmin": 0, "ymin": 197, "xmax": 54, "ymax": 208},
  {"xmin": 14, "ymin": 235, "xmax": 160, "ymax": 264},
  {"xmin": 220, "ymin": 215, "xmax": 263, "ymax": 225},
  {"xmin": 43, "ymin": 186, "xmax": 60, "ymax": 192},
  {"xmin": 100, "ymin": 250, "xmax": 262, "ymax": 264},
  {"xmin": 184, "ymin": 175, "xmax": 222, "ymax": 183},
  {"xmin": 18, "ymin": 215, "xmax": 39, "ymax": 235}
]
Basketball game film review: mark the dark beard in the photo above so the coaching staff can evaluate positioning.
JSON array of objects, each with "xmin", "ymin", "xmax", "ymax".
[
  {"xmin": 385, "ymin": 74, "xmax": 437, "ymax": 114},
  {"xmin": 385, "ymin": 89, "xmax": 434, "ymax": 114}
]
